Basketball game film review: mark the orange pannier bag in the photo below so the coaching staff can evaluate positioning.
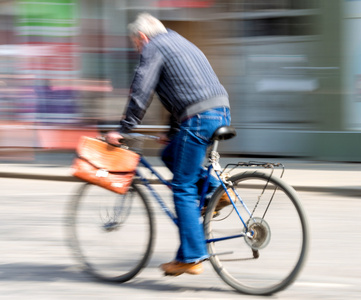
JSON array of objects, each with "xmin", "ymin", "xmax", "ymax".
[{"xmin": 71, "ymin": 136, "xmax": 140, "ymax": 194}]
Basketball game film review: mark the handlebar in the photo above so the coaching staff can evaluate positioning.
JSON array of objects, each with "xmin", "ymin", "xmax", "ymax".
[
  {"xmin": 118, "ymin": 132, "xmax": 160, "ymax": 142},
  {"xmin": 97, "ymin": 133, "xmax": 160, "ymax": 154}
]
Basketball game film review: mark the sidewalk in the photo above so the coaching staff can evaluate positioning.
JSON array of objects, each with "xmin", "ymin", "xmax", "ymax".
[{"xmin": 1, "ymin": 154, "xmax": 361, "ymax": 195}]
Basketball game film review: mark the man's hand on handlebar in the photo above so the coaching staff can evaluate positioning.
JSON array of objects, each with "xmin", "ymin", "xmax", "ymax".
[{"xmin": 105, "ymin": 131, "xmax": 123, "ymax": 146}]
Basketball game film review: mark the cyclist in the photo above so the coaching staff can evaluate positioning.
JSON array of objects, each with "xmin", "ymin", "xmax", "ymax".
[{"xmin": 106, "ymin": 13, "xmax": 232, "ymax": 276}]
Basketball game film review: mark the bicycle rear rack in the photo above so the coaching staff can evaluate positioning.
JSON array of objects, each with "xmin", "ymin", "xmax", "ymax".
[{"xmin": 221, "ymin": 161, "xmax": 285, "ymax": 179}]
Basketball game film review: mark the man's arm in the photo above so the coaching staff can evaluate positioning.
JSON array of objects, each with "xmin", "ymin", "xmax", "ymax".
[
  {"xmin": 106, "ymin": 43, "xmax": 163, "ymax": 145},
  {"xmin": 119, "ymin": 43, "xmax": 164, "ymax": 133}
]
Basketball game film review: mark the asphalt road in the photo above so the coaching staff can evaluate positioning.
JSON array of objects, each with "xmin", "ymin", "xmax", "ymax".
[{"xmin": 0, "ymin": 178, "xmax": 360, "ymax": 299}]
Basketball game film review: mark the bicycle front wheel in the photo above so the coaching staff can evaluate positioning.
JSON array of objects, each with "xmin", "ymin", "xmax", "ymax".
[
  {"xmin": 66, "ymin": 183, "xmax": 154, "ymax": 282},
  {"xmin": 204, "ymin": 171, "xmax": 309, "ymax": 295}
]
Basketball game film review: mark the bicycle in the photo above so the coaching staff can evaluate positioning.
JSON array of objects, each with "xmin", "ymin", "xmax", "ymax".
[{"xmin": 66, "ymin": 126, "xmax": 309, "ymax": 295}]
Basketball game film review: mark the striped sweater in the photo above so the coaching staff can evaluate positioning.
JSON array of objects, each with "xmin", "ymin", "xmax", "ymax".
[{"xmin": 119, "ymin": 29, "xmax": 229, "ymax": 133}]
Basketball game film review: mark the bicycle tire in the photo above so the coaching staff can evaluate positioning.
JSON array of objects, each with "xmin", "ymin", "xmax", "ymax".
[
  {"xmin": 204, "ymin": 171, "xmax": 309, "ymax": 295},
  {"xmin": 66, "ymin": 182, "xmax": 155, "ymax": 282}
]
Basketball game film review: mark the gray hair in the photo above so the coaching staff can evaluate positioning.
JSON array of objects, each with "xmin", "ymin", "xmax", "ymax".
[{"xmin": 128, "ymin": 13, "xmax": 167, "ymax": 39}]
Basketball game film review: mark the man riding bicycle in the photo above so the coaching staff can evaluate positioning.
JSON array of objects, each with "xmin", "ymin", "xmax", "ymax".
[{"xmin": 106, "ymin": 13, "xmax": 233, "ymax": 276}]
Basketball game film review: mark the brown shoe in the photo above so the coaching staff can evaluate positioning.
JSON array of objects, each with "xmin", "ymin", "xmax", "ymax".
[
  {"xmin": 160, "ymin": 260, "xmax": 204, "ymax": 276},
  {"xmin": 215, "ymin": 189, "xmax": 236, "ymax": 212},
  {"xmin": 201, "ymin": 189, "xmax": 236, "ymax": 216}
]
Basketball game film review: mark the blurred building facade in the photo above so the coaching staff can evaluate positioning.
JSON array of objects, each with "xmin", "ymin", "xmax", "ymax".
[{"xmin": 0, "ymin": 0, "xmax": 360, "ymax": 161}]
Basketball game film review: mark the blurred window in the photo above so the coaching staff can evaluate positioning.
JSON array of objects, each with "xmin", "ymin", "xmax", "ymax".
[{"xmin": 215, "ymin": 0, "xmax": 320, "ymax": 38}]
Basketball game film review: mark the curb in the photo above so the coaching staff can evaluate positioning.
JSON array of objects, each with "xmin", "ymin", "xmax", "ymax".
[
  {"xmin": 1, "ymin": 171, "xmax": 360, "ymax": 196},
  {"xmin": 292, "ymin": 185, "xmax": 361, "ymax": 195},
  {"xmin": 0, "ymin": 172, "xmax": 80, "ymax": 182}
]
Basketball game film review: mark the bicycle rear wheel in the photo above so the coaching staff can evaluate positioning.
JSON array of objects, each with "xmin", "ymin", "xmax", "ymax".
[
  {"xmin": 204, "ymin": 171, "xmax": 309, "ymax": 295},
  {"xmin": 66, "ymin": 183, "xmax": 154, "ymax": 282}
]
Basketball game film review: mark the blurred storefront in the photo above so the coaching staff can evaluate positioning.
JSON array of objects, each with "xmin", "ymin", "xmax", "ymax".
[{"xmin": 0, "ymin": 0, "xmax": 360, "ymax": 161}]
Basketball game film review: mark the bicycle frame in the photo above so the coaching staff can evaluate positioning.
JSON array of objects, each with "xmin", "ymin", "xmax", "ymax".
[
  {"xmin": 68, "ymin": 131, "xmax": 307, "ymax": 295},
  {"xmin": 135, "ymin": 156, "xmax": 250, "ymax": 244}
]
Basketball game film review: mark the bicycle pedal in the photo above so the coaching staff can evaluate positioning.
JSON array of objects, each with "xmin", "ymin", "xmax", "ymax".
[
  {"xmin": 164, "ymin": 272, "xmax": 182, "ymax": 277},
  {"xmin": 213, "ymin": 211, "xmax": 220, "ymax": 218},
  {"xmin": 252, "ymin": 249, "xmax": 260, "ymax": 259}
]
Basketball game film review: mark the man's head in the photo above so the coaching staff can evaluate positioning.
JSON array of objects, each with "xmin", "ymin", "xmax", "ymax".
[{"xmin": 128, "ymin": 13, "xmax": 167, "ymax": 52}]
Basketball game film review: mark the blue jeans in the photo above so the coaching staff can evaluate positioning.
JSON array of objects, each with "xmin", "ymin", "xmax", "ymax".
[{"xmin": 161, "ymin": 107, "xmax": 231, "ymax": 263}]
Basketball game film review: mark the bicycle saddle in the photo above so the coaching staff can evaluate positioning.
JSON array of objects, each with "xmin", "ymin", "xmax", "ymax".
[{"xmin": 211, "ymin": 126, "xmax": 237, "ymax": 141}]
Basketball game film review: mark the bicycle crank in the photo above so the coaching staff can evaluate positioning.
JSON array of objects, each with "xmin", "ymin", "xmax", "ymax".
[{"xmin": 102, "ymin": 221, "xmax": 121, "ymax": 232}]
